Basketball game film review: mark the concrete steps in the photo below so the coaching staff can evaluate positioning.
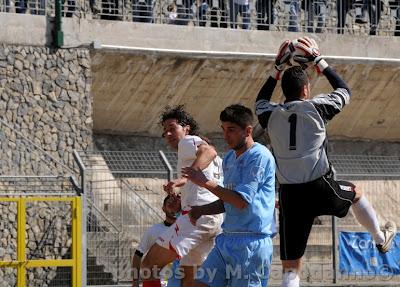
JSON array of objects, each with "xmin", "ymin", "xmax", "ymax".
[{"xmin": 49, "ymin": 256, "xmax": 117, "ymax": 286}]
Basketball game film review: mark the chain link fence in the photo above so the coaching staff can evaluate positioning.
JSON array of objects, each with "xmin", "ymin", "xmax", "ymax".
[
  {"xmin": 1, "ymin": 120, "xmax": 399, "ymax": 286},
  {"xmin": 285, "ymin": 155, "xmax": 400, "ymax": 284},
  {"xmin": 0, "ymin": 176, "xmax": 81, "ymax": 287},
  {"xmin": 76, "ymin": 150, "xmax": 400, "ymax": 285},
  {"xmin": 77, "ymin": 150, "xmax": 172, "ymax": 284}
]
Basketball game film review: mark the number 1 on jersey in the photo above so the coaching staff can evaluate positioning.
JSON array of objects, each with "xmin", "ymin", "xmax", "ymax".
[{"xmin": 288, "ymin": 114, "xmax": 297, "ymax": 150}]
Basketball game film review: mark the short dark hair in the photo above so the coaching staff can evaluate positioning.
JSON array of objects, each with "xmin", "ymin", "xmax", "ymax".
[
  {"xmin": 160, "ymin": 105, "xmax": 199, "ymax": 136},
  {"xmin": 281, "ymin": 66, "xmax": 309, "ymax": 100},
  {"xmin": 163, "ymin": 194, "xmax": 180, "ymax": 206},
  {"xmin": 220, "ymin": 104, "xmax": 254, "ymax": 129}
]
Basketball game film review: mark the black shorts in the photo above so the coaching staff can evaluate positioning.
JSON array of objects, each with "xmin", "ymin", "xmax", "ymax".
[{"xmin": 279, "ymin": 173, "xmax": 356, "ymax": 260}]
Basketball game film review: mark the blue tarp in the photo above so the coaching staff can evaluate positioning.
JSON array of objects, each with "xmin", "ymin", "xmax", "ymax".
[{"xmin": 339, "ymin": 231, "xmax": 400, "ymax": 276}]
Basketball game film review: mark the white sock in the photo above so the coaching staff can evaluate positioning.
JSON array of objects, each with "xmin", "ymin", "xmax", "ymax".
[
  {"xmin": 281, "ymin": 271, "xmax": 300, "ymax": 287},
  {"xmin": 352, "ymin": 196, "xmax": 385, "ymax": 244}
]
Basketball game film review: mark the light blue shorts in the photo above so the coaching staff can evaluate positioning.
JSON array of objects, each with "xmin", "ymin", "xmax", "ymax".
[
  {"xmin": 166, "ymin": 260, "xmax": 181, "ymax": 287},
  {"xmin": 195, "ymin": 233, "xmax": 273, "ymax": 287}
]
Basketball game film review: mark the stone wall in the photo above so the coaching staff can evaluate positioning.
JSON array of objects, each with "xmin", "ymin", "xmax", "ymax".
[
  {"xmin": 0, "ymin": 44, "xmax": 93, "ymax": 175},
  {"xmin": 0, "ymin": 44, "xmax": 92, "ymax": 285}
]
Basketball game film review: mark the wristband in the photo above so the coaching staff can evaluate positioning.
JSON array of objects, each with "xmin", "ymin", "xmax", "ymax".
[
  {"xmin": 271, "ymin": 69, "xmax": 281, "ymax": 81},
  {"xmin": 314, "ymin": 57, "xmax": 329, "ymax": 73}
]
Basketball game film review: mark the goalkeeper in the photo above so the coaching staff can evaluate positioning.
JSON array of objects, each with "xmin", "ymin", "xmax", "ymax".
[{"xmin": 255, "ymin": 37, "xmax": 396, "ymax": 287}]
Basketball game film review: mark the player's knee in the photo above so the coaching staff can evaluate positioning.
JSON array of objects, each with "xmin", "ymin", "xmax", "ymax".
[
  {"xmin": 141, "ymin": 255, "xmax": 152, "ymax": 270},
  {"xmin": 141, "ymin": 247, "xmax": 158, "ymax": 269}
]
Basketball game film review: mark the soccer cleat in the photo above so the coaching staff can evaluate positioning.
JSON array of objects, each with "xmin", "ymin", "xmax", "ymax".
[{"xmin": 376, "ymin": 221, "xmax": 397, "ymax": 253}]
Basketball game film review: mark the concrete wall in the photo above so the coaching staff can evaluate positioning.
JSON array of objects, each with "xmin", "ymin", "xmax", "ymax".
[
  {"xmin": 2, "ymin": 13, "xmax": 400, "ymax": 57},
  {"xmin": 1, "ymin": 14, "xmax": 400, "ymax": 143},
  {"xmin": 91, "ymin": 51, "xmax": 400, "ymax": 141},
  {"xmin": 0, "ymin": 14, "xmax": 400, "ymax": 141},
  {"xmin": 62, "ymin": 17, "xmax": 399, "ymax": 142}
]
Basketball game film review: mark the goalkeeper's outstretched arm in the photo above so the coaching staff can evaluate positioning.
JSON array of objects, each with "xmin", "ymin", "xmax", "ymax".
[
  {"xmin": 310, "ymin": 63, "xmax": 352, "ymax": 122},
  {"xmin": 255, "ymin": 76, "xmax": 277, "ymax": 129},
  {"xmin": 257, "ymin": 76, "xmax": 277, "ymax": 103},
  {"xmin": 255, "ymin": 39, "xmax": 292, "ymax": 129},
  {"xmin": 322, "ymin": 66, "xmax": 351, "ymax": 95}
]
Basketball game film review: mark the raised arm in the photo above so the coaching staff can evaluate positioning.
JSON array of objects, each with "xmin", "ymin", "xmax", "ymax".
[
  {"xmin": 310, "ymin": 66, "xmax": 351, "ymax": 122},
  {"xmin": 191, "ymin": 143, "xmax": 217, "ymax": 170},
  {"xmin": 323, "ymin": 66, "xmax": 350, "ymax": 93},
  {"xmin": 292, "ymin": 36, "xmax": 351, "ymax": 121},
  {"xmin": 293, "ymin": 37, "xmax": 350, "ymax": 93},
  {"xmin": 255, "ymin": 40, "xmax": 292, "ymax": 129}
]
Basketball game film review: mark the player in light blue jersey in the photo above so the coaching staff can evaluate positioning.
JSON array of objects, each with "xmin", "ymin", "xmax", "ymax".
[{"xmin": 181, "ymin": 104, "xmax": 277, "ymax": 287}]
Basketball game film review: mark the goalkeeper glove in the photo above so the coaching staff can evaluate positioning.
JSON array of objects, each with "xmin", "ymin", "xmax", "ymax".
[
  {"xmin": 272, "ymin": 40, "xmax": 293, "ymax": 80},
  {"xmin": 292, "ymin": 36, "xmax": 329, "ymax": 74}
]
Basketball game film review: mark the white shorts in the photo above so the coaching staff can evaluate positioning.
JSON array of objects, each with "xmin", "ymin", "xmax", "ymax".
[{"xmin": 156, "ymin": 213, "xmax": 222, "ymax": 266}]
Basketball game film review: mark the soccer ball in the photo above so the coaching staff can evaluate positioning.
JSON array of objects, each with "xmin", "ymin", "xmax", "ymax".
[{"xmin": 288, "ymin": 39, "xmax": 309, "ymax": 68}]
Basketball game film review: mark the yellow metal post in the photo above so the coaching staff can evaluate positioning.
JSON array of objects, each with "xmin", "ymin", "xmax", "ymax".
[
  {"xmin": 17, "ymin": 198, "xmax": 26, "ymax": 287},
  {"xmin": 0, "ymin": 197, "xmax": 82, "ymax": 286},
  {"xmin": 72, "ymin": 197, "xmax": 83, "ymax": 287}
]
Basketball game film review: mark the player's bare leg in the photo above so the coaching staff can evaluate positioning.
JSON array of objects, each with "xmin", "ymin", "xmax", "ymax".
[
  {"xmin": 181, "ymin": 265, "xmax": 196, "ymax": 287},
  {"xmin": 192, "ymin": 281, "xmax": 208, "ymax": 287},
  {"xmin": 141, "ymin": 243, "xmax": 177, "ymax": 281},
  {"xmin": 281, "ymin": 259, "xmax": 301, "ymax": 287},
  {"xmin": 191, "ymin": 280, "xmax": 209, "ymax": 287}
]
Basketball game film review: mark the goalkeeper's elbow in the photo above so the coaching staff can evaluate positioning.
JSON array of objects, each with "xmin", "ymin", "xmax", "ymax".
[{"xmin": 343, "ymin": 85, "xmax": 351, "ymax": 97}]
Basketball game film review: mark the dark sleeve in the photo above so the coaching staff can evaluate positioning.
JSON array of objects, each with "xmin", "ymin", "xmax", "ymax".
[
  {"xmin": 310, "ymin": 67, "xmax": 351, "ymax": 122},
  {"xmin": 323, "ymin": 66, "xmax": 351, "ymax": 96},
  {"xmin": 255, "ymin": 76, "xmax": 278, "ymax": 129}
]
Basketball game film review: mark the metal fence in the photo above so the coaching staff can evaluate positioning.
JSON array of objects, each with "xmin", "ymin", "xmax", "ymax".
[
  {"xmin": 76, "ymin": 150, "xmax": 400, "ymax": 285},
  {"xmin": 1, "ymin": 0, "xmax": 400, "ymax": 35},
  {"xmin": 285, "ymin": 155, "xmax": 400, "ymax": 284},
  {"xmin": 0, "ymin": 176, "xmax": 82, "ymax": 287},
  {"xmin": 76, "ymin": 150, "xmax": 173, "ymax": 284},
  {"xmin": 1, "ymin": 119, "xmax": 400, "ymax": 286}
]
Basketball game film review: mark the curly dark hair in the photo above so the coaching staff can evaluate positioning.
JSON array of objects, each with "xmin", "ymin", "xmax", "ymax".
[{"xmin": 160, "ymin": 105, "xmax": 200, "ymax": 136}]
